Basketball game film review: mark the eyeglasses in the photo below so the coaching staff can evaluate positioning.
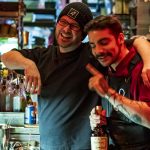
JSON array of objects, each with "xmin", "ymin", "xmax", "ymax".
[{"xmin": 58, "ymin": 19, "xmax": 80, "ymax": 31}]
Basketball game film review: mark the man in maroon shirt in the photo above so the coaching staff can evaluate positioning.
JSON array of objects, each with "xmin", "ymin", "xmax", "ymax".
[{"xmin": 84, "ymin": 15, "xmax": 150, "ymax": 149}]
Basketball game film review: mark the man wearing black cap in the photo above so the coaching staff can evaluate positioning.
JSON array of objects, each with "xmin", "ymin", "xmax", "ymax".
[
  {"xmin": 1, "ymin": 2, "xmax": 150, "ymax": 150},
  {"xmin": 56, "ymin": 1, "xmax": 93, "ymax": 41}
]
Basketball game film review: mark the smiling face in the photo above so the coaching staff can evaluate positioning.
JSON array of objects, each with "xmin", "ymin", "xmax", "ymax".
[
  {"xmin": 88, "ymin": 28, "xmax": 125, "ymax": 68},
  {"xmin": 55, "ymin": 16, "xmax": 82, "ymax": 52}
]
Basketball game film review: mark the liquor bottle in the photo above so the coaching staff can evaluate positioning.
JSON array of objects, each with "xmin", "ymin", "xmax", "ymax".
[
  {"xmin": 5, "ymin": 76, "xmax": 14, "ymax": 112},
  {"xmin": 13, "ymin": 84, "xmax": 22, "ymax": 112},
  {"xmin": 0, "ymin": 77, "xmax": 6, "ymax": 112},
  {"xmin": 26, "ymin": 92, "xmax": 33, "ymax": 105},
  {"xmin": 13, "ymin": 77, "xmax": 26, "ymax": 112},
  {"xmin": 19, "ymin": 76, "xmax": 26, "ymax": 111},
  {"xmin": 91, "ymin": 106, "xmax": 108, "ymax": 150}
]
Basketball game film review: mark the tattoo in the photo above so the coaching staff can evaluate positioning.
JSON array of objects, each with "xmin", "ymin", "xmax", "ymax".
[
  {"xmin": 114, "ymin": 94, "xmax": 131, "ymax": 118},
  {"xmin": 131, "ymin": 114, "xmax": 142, "ymax": 124},
  {"xmin": 115, "ymin": 95, "xmax": 143, "ymax": 124},
  {"xmin": 115, "ymin": 103, "xmax": 131, "ymax": 118},
  {"xmin": 107, "ymin": 89, "xmax": 146, "ymax": 126}
]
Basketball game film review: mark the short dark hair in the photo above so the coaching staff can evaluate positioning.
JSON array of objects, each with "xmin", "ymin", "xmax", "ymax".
[{"xmin": 84, "ymin": 15, "xmax": 123, "ymax": 39}]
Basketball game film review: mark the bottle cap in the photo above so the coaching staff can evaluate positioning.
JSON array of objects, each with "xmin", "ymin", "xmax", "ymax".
[{"xmin": 95, "ymin": 106, "xmax": 102, "ymax": 115}]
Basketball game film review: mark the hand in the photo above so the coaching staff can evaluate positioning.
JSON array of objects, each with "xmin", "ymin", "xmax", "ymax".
[
  {"xmin": 24, "ymin": 60, "xmax": 41, "ymax": 95},
  {"xmin": 89, "ymin": 106, "xmax": 106, "ymax": 130},
  {"xmin": 141, "ymin": 68, "xmax": 150, "ymax": 88},
  {"xmin": 86, "ymin": 63, "xmax": 109, "ymax": 98},
  {"xmin": 89, "ymin": 75, "xmax": 109, "ymax": 98}
]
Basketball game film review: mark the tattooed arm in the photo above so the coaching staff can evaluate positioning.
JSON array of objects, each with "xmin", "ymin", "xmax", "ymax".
[
  {"xmin": 104, "ymin": 88, "xmax": 150, "ymax": 129},
  {"xmin": 86, "ymin": 64, "xmax": 150, "ymax": 129}
]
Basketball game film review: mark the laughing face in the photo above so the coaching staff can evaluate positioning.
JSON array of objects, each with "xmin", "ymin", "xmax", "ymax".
[
  {"xmin": 55, "ymin": 16, "xmax": 82, "ymax": 52},
  {"xmin": 88, "ymin": 28, "xmax": 124, "ymax": 68}
]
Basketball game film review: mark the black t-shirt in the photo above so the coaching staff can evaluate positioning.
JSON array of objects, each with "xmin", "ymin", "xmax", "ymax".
[{"xmin": 15, "ymin": 43, "xmax": 103, "ymax": 149}]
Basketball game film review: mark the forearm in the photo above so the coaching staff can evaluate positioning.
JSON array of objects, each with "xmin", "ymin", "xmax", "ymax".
[
  {"xmin": 104, "ymin": 88, "xmax": 150, "ymax": 129},
  {"xmin": 133, "ymin": 36, "xmax": 150, "ymax": 65},
  {"xmin": 1, "ymin": 51, "xmax": 34, "ymax": 70}
]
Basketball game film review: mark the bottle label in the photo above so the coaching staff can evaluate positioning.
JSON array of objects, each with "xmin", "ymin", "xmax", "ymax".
[{"xmin": 91, "ymin": 136, "xmax": 108, "ymax": 150}]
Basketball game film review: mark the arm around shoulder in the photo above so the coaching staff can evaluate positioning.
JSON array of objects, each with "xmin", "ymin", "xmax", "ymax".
[
  {"xmin": 133, "ymin": 36, "xmax": 150, "ymax": 63},
  {"xmin": 133, "ymin": 36, "xmax": 150, "ymax": 87}
]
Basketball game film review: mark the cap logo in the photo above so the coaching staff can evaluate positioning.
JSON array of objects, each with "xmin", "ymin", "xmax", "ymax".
[{"xmin": 67, "ymin": 8, "xmax": 79, "ymax": 19}]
